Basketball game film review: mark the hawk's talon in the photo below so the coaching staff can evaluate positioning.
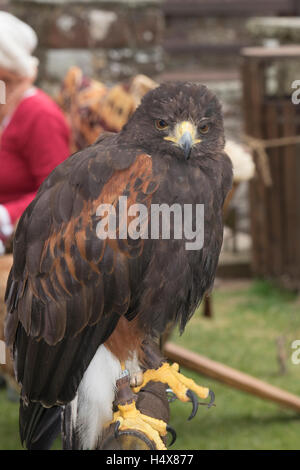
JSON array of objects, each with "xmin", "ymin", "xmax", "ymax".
[
  {"xmin": 133, "ymin": 362, "xmax": 212, "ymax": 416},
  {"xmin": 166, "ymin": 388, "xmax": 177, "ymax": 403},
  {"xmin": 207, "ymin": 389, "xmax": 215, "ymax": 409},
  {"xmin": 166, "ymin": 425, "xmax": 177, "ymax": 446},
  {"xmin": 186, "ymin": 389, "xmax": 198, "ymax": 421}
]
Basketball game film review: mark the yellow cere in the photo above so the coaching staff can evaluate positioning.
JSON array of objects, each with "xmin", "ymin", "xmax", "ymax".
[{"xmin": 164, "ymin": 121, "xmax": 202, "ymax": 145}]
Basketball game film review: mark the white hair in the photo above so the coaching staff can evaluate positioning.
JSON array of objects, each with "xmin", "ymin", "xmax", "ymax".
[{"xmin": 0, "ymin": 12, "xmax": 39, "ymax": 78}]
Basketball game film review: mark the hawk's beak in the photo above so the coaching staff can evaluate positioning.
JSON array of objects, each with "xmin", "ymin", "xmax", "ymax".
[
  {"xmin": 179, "ymin": 131, "xmax": 193, "ymax": 160},
  {"xmin": 164, "ymin": 121, "xmax": 201, "ymax": 160}
]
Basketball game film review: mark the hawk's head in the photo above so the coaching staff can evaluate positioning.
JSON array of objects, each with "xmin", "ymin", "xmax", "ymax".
[{"xmin": 122, "ymin": 82, "xmax": 225, "ymax": 161}]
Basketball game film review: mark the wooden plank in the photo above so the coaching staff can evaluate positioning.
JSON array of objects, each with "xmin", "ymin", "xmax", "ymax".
[
  {"xmin": 164, "ymin": 41, "xmax": 248, "ymax": 55},
  {"xmin": 265, "ymin": 101, "xmax": 283, "ymax": 276},
  {"xmin": 260, "ymin": 101, "xmax": 273, "ymax": 276},
  {"xmin": 241, "ymin": 60, "xmax": 261, "ymax": 274},
  {"xmin": 164, "ymin": 342, "xmax": 300, "ymax": 413},
  {"xmin": 163, "ymin": 0, "xmax": 296, "ymax": 17},
  {"xmin": 158, "ymin": 69, "xmax": 239, "ymax": 83},
  {"xmin": 247, "ymin": 60, "xmax": 268, "ymax": 276},
  {"xmin": 241, "ymin": 45, "xmax": 300, "ymax": 59},
  {"xmin": 281, "ymin": 101, "xmax": 298, "ymax": 282}
]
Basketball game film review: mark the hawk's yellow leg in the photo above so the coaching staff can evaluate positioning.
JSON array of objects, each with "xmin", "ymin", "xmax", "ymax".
[
  {"xmin": 112, "ymin": 401, "xmax": 168, "ymax": 450},
  {"xmin": 108, "ymin": 363, "xmax": 169, "ymax": 450},
  {"xmin": 133, "ymin": 362, "xmax": 214, "ymax": 419}
]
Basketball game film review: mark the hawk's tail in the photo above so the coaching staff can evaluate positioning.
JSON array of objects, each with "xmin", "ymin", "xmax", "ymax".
[{"xmin": 19, "ymin": 400, "xmax": 62, "ymax": 450}]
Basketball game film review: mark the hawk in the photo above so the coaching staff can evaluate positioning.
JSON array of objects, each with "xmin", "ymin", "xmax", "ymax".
[{"xmin": 5, "ymin": 82, "xmax": 232, "ymax": 450}]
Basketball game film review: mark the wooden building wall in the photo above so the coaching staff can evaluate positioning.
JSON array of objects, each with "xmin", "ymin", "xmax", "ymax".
[{"xmin": 242, "ymin": 48, "xmax": 300, "ymax": 290}]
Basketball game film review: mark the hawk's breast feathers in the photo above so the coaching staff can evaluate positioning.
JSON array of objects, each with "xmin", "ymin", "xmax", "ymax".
[{"xmin": 5, "ymin": 83, "xmax": 233, "ymax": 411}]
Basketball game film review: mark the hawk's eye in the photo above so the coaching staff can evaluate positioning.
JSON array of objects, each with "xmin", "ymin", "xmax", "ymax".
[
  {"xmin": 155, "ymin": 119, "xmax": 168, "ymax": 130},
  {"xmin": 199, "ymin": 123, "xmax": 210, "ymax": 134}
]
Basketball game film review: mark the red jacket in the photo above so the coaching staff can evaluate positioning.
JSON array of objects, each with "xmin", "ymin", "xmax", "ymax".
[{"xmin": 0, "ymin": 89, "xmax": 70, "ymax": 225}]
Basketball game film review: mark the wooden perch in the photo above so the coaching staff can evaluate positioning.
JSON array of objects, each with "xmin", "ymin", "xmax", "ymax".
[{"xmin": 164, "ymin": 342, "xmax": 300, "ymax": 413}]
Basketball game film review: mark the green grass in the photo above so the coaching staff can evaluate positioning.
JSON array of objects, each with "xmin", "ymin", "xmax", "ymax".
[
  {"xmin": 0, "ymin": 279, "xmax": 299, "ymax": 450},
  {"xmin": 0, "ymin": 389, "xmax": 22, "ymax": 450},
  {"xmin": 169, "ymin": 280, "xmax": 300, "ymax": 450}
]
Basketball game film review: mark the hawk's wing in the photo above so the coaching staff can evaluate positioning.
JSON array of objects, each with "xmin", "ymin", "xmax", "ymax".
[{"xmin": 5, "ymin": 134, "xmax": 161, "ymax": 410}]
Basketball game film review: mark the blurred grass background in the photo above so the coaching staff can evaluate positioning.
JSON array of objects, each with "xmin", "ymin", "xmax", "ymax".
[{"xmin": 0, "ymin": 279, "xmax": 299, "ymax": 450}]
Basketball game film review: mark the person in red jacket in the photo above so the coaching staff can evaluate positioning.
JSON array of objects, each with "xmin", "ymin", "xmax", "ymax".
[{"xmin": 0, "ymin": 12, "xmax": 70, "ymax": 253}]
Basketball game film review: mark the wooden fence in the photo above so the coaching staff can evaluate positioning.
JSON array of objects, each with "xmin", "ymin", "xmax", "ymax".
[
  {"xmin": 241, "ymin": 46, "xmax": 300, "ymax": 289},
  {"xmin": 163, "ymin": 1, "xmax": 300, "ymax": 58}
]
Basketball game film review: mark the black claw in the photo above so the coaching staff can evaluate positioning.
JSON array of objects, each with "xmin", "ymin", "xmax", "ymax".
[
  {"xmin": 198, "ymin": 389, "xmax": 216, "ymax": 408},
  {"xmin": 207, "ymin": 389, "xmax": 215, "ymax": 409},
  {"xmin": 114, "ymin": 421, "xmax": 120, "ymax": 439},
  {"xmin": 166, "ymin": 425, "xmax": 177, "ymax": 447},
  {"xmin": 186, "ymin": 389, "xmax": 198, "ymax": 421}
]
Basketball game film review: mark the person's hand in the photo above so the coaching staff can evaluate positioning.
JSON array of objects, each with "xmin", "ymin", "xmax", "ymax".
[
  {"xmin": 0, "ymin": 205, "xmax": 13, "ymax": 255},
  {"xmin": 0, "ymin": 67, "xmax": 34, "ymax": 126}
]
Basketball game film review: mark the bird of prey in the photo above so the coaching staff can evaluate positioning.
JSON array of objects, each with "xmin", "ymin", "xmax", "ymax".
[{"xmin": 5, "ymin": 82, "xmax": 232, "ymax": 450}]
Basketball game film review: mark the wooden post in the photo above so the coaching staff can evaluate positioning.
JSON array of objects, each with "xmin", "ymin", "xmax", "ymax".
[{"xmin": 202, "ymin": 295, "xmax": 213, "ymax": 318}]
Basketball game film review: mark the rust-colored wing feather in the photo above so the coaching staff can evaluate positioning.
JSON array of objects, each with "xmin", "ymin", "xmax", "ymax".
[{"xmin": 5, "ymin": 134, "xmax": 160, "ymax": 407}]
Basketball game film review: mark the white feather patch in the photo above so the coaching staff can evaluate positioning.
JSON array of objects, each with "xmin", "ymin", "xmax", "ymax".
[
  {"xmin": 76, "ymin": 345, "xmax": 122, "ymax": 449},
  {"xmin": 125, "ymin": 351, "xmax": 141, "ymax": 376},
  {"xmin": 70, "ymin": 394, "xmax": 78, "ymax": 429}
]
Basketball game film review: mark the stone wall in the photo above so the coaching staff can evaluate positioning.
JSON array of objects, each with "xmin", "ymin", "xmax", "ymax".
[
  {"xmin": 2, "ymin": 0, "xmax": 271, "ymax": 91},
  {"xmin": 3, "ymin": 1, "xmax": 299, "ymax": 89},
  {"xmin": 4, "ymin": 0, "xmax": 165, "ymax": 92},
  {"xmin": 0, "ymin": 0, "xmax": 261, "ymax": 141},
  {"xmin": 164, "ymin": 15, "xmax": 254, "ymax": 72}
]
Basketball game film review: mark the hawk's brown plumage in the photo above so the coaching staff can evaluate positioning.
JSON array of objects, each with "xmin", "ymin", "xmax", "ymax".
[{"xmin": 5, "ymin": 82, "xmax": 232, "ymax": 448}]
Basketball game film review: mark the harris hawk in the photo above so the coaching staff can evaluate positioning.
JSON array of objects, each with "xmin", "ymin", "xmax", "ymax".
[{"xmin": 5, "ymin": 82, "xmax": 232, "ymax": 450}]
